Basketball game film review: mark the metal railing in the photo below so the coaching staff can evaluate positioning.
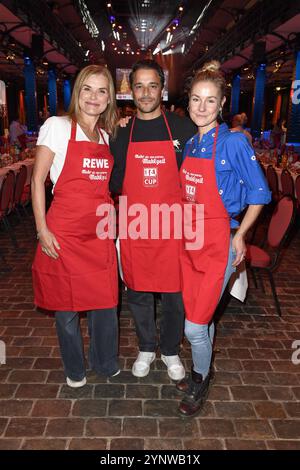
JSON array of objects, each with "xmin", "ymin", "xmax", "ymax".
[
  {"xmin": 2, "ymin": 0, "xmax": 86, "ymax": 67},
  {"xmin": 189, "ymin": 0, "xmax": 300, "ymax": 72}
]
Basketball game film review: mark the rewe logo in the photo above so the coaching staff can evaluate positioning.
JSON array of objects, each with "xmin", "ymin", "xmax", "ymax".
[{"xmin": 82, "ymin": 158, "xmax": 109, "ymax": 169}]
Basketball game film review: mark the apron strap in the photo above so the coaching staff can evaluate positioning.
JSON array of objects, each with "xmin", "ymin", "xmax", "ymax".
[
  {"xmin": 71, "ymin": 120, "xmax": 77, "ymax": 141},
  {"xmin": 212, "ymin": 124, "xmax": 219, "ymax": 161},
  {"xmin": 71, "ymin": 119, "xmax": 109, "ymax": 148},
  {"xmin": 129, "ymin": 110, "xmax": 174, "ymax": 144},
  {"xmin": 129, "ymin": 116, "xmax": 136, "ymax": 144},
  {"xmin": 161, "ymin": 110, "xmax": 174, "ymax": 142},
  {"xmin": 186, "ymin": 124, "xmax": 219, "ymax": 160}
]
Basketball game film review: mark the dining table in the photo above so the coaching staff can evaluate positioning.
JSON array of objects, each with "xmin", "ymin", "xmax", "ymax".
[
  {"xmin": 0, "ymin": 157, "xmax": 35, "ymax": 190},
  {"xmin": 256, "ymin": 150, "xmax": 300, "ymax": 195}
]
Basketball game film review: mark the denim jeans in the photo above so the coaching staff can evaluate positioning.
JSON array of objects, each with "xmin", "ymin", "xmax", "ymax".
[
  {"xmin": 185, "ymin": 236, "xmax": 236, "ymax": 378},
  {"xmin": 127, "ymin": 289, "xmax": 184, "ymax": 356},
  {"xmin": 55, "ymin": 308, "xmax": 119, "ymax": 381}
]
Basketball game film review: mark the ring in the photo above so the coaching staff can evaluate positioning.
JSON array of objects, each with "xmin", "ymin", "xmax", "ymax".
[{"xmin": 42, "ymin": 247, "xmax": 46, "ymax": 253}]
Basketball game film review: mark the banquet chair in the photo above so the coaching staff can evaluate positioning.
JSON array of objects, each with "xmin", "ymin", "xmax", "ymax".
[
  {"xmin": 266, "ymin": 165, "xmax": 279, "ymax": 202},
  {"xmin": 281, "ymin": 169, "xmax": 294, "ymax": 197},
  {"xmin": 295, "ymin": 175, "xmax": 300, "ymax": 208},
  {"xmin": 13, "ymin": 165, "xmax": 27, "ymax": 221},
  {"xmin": 245, "ymin": 196, "xmax": 296, "ymax": 317},
  {"xmin": 0, "ymin": 170, "xmax": 19, "ymax": 249}
]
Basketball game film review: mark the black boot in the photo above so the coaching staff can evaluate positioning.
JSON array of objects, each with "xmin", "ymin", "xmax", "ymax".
[
  {"xmin": 176, "ymin": 366, "xmax": 214, "ymax": 394},
  {"xmin": 178, "ymin": 368, "xmax": 212, "ymax": 417}
]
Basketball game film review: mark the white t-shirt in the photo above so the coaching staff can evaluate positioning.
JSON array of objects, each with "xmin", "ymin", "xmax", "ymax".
[{"xmin": 37, "ymin": 116, "xmax": 110, "ymax": 187}]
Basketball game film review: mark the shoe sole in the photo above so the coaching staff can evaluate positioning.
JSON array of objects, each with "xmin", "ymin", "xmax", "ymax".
[
  {"xmin": 110, "ymin": 369, "xmax": 121, "ymax": 377},
  {"xmin": 169, "ymin": 371, "xmax": 186, "ymax": 381},
  {"xmin": 66, "ymin": 377, "xmax": 87, "ymax": 388}
]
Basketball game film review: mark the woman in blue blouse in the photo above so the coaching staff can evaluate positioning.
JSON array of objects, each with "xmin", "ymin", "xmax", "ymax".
[{"xmin": 178, "ymin": 61, "xmax": 271, "ymax": 416}]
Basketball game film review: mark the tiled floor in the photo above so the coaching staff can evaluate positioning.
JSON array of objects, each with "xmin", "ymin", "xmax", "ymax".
[{"xmin": 0, "ymin": 214, "xmax": 300, "ymax": 450}]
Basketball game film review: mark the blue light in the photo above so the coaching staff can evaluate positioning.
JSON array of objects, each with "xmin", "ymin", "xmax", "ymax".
[{"xmin": 110, "ymin": 15, "xmax": 115, "ymax": 22}]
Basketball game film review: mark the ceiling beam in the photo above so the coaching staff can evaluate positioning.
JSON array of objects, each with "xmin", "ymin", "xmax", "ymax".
[
  {"xmin": 188, "ymin": 0, "xmax": 300, "ymax": 73},
  {"xmin": 1, "ymin": 0, "xmax": 86, "ymax": 67}
]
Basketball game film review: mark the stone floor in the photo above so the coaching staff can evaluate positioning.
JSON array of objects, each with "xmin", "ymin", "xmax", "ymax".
[{"xmin": 0, "ymin": 213, "xmax": 300, "ymax": 451}]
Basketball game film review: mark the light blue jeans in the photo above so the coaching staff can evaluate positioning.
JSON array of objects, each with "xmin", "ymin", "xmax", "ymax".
[{"xmin": 185, "ymin": 236, "xmax": 236, "ymax": 378}]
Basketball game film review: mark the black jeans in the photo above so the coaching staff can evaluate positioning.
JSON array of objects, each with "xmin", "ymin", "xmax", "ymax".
[
  {"xmin": 55, "ymin": 308, "xmax": 119, "ymax": 381},
  {"xmin": 127, "ymin": 289, "xmax": 184, "ymax": 356}
]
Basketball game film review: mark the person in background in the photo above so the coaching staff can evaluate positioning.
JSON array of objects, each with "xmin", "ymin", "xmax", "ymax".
[
  {"xmin": 177, "ymin": 60, "xmax": 271, "ymax": 417},
  {"xmin": 271, "ymin": 119, "xmax": 282, "ymax": 149},
  {"xmin": 31, "ymin": 65, "xmax": 120, "ymax": 388},
  {"xmin": 9, "ymin": 116, "xmax": 27, "ymax": 149},
  {"xmin": 231, "ymin": 114, "xmax": 253, "ymax": 144},
  {"xmin": 110, "ymin": 59, "xmax": 196, "ymax": 381},
  {"xmin": 240, "ymin": 112, "xmax": 248, "ymax": 128},
  {"xmin": 281, "ymin": 119, "xmax": 287, "ymax": 146}
]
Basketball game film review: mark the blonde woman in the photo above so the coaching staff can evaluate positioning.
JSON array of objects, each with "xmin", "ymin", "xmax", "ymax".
[
  {"xmin": 32, "ymin": 65, "xmax": 120, "ymax": 387},
  {"xmin": 178, "ymin": 61, "xmax": 271, "ymax": 416}
]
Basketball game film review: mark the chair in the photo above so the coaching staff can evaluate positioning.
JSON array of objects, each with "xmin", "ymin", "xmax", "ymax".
[
  {"xmin": 281, "ymin": 169, "xmax": 294, "ymax": 197},
  {"xmin": 245, "ymin": 196, "xmax": 296, "ymax": 317},
  {"xmin": 266, "ymin": 165, "xmax": 279, "ymax": 201},
  {"xmin": 295, "ymin": 175, "xmax": 300, "ymax": 208},
  {"xmin": 0, "ymin": 170, "xmax": 19, "ymax": 249},
  {"xmin": 13, "ymin": 165, "xmax": 27, "ymax": 221}
]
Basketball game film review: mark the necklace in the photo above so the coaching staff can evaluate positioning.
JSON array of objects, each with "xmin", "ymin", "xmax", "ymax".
[{"xmin": 78, "ymin": 121, "xmax": 99, "ymax": 143}]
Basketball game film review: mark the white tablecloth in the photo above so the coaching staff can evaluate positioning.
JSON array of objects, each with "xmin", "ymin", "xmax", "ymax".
[{"xmin": 0, "ymin": 158, "xmax": 34, "ymax": 190}]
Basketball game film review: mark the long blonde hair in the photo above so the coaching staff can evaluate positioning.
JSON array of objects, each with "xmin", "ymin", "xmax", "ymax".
[{"xmin": 67, "ymin": 65, "xmax": 118, "ymax": 138}]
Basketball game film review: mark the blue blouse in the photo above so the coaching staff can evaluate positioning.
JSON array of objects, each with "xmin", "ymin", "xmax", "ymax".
[{"xmin": 183, "ymin": 123, "xmax": 272, "ymax": 228}]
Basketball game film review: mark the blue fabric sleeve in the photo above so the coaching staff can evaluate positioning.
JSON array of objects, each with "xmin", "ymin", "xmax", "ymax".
[{"xmin": 224, "ymin": 132, "xmax": 272, "ymax": 205}]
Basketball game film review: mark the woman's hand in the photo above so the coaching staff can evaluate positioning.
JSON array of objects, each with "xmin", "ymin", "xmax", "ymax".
[
  {"xmin": 38, "ymin": 227, "xmax": 60, "ymax": 260},
  {"xmin": 231, "ymin": 231, "xmax": 246, "ymax": 267},
  {"xmin": 118, "ymin": 116, "xmax": 132, "ymax": 128}
]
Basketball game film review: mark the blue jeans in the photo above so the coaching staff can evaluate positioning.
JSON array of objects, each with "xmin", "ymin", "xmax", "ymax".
[
  {"xmin": 185, "ymin": 236, "xmax": 236, "ymax": 378},
  {"xmin": 55, "ymin": 308, "xmax": 119, "ymax": 381}
]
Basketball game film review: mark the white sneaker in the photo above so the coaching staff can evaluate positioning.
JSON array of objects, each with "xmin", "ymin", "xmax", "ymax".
[
  {"xmin": 110, "ymin": 369, "xmax": 121, "ymax": 377},
  {"xmin": 66, "ymin": 376, "xmax": 87, "ymax": 388},
  {"xmin": 161, "ymin": 354, "xmax": 185, "ymax": 381},
  {"xmin": 132, "ymin": 352, "xmax": 156, "ymax": 377}
]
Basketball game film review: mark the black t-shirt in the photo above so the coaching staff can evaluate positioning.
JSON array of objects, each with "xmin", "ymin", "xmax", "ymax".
[{"xmin": 109, "ymin": 111, "xmax": 197, "ymax": 194}]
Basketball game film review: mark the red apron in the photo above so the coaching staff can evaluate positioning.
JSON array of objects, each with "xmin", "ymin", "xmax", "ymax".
[
  {"xmin": 180, "ymin": 125, "xmax": 230, "ymax": 324},
  {"xmin": 120, "ymin": 112, "xmax": 182, "ymax": 292},
  {"xmin": 32, "ymin": 120, "xmax": 118, "ymax": 311}
]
